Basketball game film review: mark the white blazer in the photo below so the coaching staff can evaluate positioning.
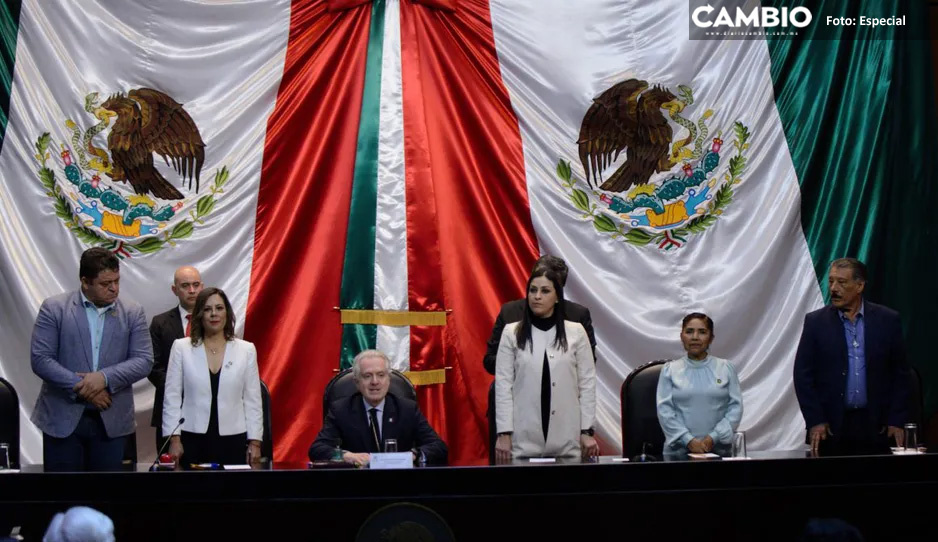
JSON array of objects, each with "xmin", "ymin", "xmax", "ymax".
[
  {"xmin": 162, "ymin": 337, "xmax": 263, "ymax": 441},
  {"xmin": 495, "ymin": 320, "xmax": 596, "ymax": 458}
]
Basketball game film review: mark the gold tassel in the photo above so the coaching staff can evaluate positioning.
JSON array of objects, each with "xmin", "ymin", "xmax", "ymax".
[
  {"xmin": 401, "ymin": 369, "xmax": 447, "ymax": 386},
  {"xmin": 339, "ymin": 309, "xmax": 447, "ymax": 326}
]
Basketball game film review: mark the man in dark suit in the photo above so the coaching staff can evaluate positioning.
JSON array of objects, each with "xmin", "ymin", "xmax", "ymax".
[
  {"xmin": 482, "ymin": 255, "xmax": 596, "ymax": 463},
  {"xmin": 794, "ymin": 258, "xmax": 910, "ymax": 456},
  {"xmin": 148, "ymin": 266, "xmax": 203, "ymax": 451},
  {"xmin": 309, "ymin": 350, "xmax": 447, "ymax": 466},
  {"xmin": 30, "ymin": 247, "xmax": 153, "ymax": 471}
]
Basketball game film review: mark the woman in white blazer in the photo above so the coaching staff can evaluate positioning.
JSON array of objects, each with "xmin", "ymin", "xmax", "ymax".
[
  {"xmin": 494, "ymin": 267, "xmax": 597, "ymax": 461},
  {"xmin": 163, "ymin": 287, "xmax": 263, "ymax": 465}
]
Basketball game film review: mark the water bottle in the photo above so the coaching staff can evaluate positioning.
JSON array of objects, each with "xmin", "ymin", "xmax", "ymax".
[{"xmin": 333, "ymin": 440, "xmax": 343, "ymax": 462}]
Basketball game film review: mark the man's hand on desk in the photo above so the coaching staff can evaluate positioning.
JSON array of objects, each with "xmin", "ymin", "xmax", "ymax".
[
  {"xmin": 343, "ymin": 452, "xmax": 371, "ymax": 467},
  {"xmin": 886, "ymin": 425, "xmax": 904, "ymax": 447},
  {"xmin": 809, "ymin": 423, "xmax": 832, "ymax": 455}
]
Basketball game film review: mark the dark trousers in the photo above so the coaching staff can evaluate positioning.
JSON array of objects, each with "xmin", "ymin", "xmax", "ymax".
[
  {"xmin": 819, "ymin": 408, "xmax": 891, "ymax": 457},
  {"xmin": 43, "ymin": 410, "xmax": 127, "ymax": 472},
  {"xmin": 155, "ymin": 426, "xmax": 166, "ymax": 456},
  {"xmin": 487, "ymin": 382, "xmax": 496, "ymax": 465}
]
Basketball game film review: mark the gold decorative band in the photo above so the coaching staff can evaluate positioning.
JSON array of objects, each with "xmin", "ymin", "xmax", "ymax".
[
  {"xmin": 339, "ymin": 309, "xmax": 448, "ymax": 326},
  {"xmin": 402, "ymin": 369, "xmax": 447, "ymax": 386}
]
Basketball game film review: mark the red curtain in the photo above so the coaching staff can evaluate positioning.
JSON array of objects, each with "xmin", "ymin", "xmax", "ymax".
[
  {"xmin": 247, "ymin": 0, "xmax": 538, "ymax": 465},
  {"xmin": 400, "ymin": 0, "xmax": 537, "ymax": 464},
  {"xmin": 246, "ymin": 0, "xmax": 372, "ymax": 463}
]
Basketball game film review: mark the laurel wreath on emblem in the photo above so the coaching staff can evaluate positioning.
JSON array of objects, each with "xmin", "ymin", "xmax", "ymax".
[
  {"xmin": 556, "ymin": 79, "xmax": 751, "ymax": 250},
  {"xmin": 32, "ymin": 89, "xmax": 228, "ymax": 258}
]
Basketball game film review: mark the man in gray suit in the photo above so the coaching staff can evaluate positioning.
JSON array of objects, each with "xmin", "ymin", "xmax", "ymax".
[{"xmin": 30, "ymin": 247, "xmax": 153, "ymax": 471}]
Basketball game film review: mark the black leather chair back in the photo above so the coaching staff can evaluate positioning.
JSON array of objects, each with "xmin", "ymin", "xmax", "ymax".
[
  {"xmin": 0, "ymin": 377, "xmax": 19, "ymax": 468},
  {"xmin": 620, "ymin": 360, "xmax": 668, "ymax": 458},
  {"xmin": 322, "ymin": 368, "xmax": 416, "ymax": 420},
  {"xmin": 260, "ymin": 380, "xmax": 274, "ymax": 460}
]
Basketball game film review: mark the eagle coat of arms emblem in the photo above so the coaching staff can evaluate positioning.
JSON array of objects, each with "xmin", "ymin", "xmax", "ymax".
[
  {"xmin": 34, "ymin": 88, "xmax": 229, "ymax": 257},
  {"xmin": 557, "ymin": 78, "xmax": 751, "ymax": 250}
]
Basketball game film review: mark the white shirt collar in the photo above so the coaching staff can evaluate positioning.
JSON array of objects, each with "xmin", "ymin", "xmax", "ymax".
[
  {"xmin": 178, "ymin": 304, "xmax": 192, "ymax": 325},
  {"xmin": 362, "ymin": 397, "xmax": 386, "ymax": 414}
]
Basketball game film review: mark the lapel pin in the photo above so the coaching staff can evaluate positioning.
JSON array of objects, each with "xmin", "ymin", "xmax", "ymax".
[
  {"xmin": 717, "ymin": 379, "xmax": 722, "ymax": 384},
  {"xmin": 388, "ymin": 417, "xmax": 394, "ymax": 423}
]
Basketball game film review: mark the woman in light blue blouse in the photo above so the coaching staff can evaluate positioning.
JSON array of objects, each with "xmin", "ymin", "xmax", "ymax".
[{"xmin": 656, "ymin": 312, "xmax": 743, "ymax": 458}]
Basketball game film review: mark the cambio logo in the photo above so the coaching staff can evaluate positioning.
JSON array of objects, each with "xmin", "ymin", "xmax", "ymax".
[{"xmin": 692, "ymin": 4, "xmax": 812, "ymax": 28}]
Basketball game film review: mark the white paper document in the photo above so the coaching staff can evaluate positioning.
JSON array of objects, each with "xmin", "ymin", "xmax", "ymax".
[
  {"xmin": 370, "ymin": 452, "xmax": 414, "ymax": 469},
  {"xmin": 687, "ymin": 453, "xmax": 721, "ymax": 459}
]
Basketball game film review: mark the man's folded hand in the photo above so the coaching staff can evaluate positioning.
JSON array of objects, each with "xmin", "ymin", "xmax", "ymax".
[
  {"xmin": 74, "ymin": 371, "xmax": 107, "ymax": 399},
  {"xmin": 88, "ymin": 389, "xmax": 112, "ymax": 410}
]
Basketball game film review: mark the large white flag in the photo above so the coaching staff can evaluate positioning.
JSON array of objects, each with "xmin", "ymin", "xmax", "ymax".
[
  {"xmin": 0, "ymin": 0, "xmax": 290, "ymax": 463},
  {"xmin": 490, "ymin": 0, "xmax": 823, "ymax": 451}
]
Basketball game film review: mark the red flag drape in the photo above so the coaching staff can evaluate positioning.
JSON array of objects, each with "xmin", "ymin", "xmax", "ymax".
[
  {"xmin": 246, "ymin": 0, "xmax": 372, "ymax": 463},
  {"xmin": 400, "ymin": 0, "xmax": 537, "ymax": 465},
  {"xmin": 248, "ymin": 0, "xmax": 537, "ymax": 465}
]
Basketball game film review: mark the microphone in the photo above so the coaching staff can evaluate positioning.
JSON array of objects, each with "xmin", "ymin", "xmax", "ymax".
[
  {"xmin": 150, "ymin": 417, "xmax": 185, "ymax": 471},
  {"xmin": 631, "ymin": 442, "xmax": 658, "ymax": 462}
]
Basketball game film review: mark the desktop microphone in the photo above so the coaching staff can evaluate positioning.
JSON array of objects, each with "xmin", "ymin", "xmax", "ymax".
[
  {"xmin": 631, "ymin": 442, "xmax": 659, "ymax": 462},
  {"xmin": 150, "ymin": 417, "xmax": 185, "ymax": 471}
]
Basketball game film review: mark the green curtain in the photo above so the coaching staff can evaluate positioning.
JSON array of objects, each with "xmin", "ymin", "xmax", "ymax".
[
  {"xmin": 767, "ymin": 0, "xmax": 938, "ymax": 417},
  {"xmin": 338, "ymin": 0, "xmax": 387, "ymax": 369},
  {"xmin": 0, "ymin": 0, "xmax": 21, "ymax": 149}
]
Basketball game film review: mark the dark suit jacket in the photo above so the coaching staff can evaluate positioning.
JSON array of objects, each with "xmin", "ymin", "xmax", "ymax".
[
  {"xmin": 793, "ymin": 302, "xmax": 910, "ymax": 436},
  {"xmin": 309, "ymin": 392, "xmax": 448, "ymax": 465},
  {"xmin": 148, "ymin": 306, "xmax": 185, "ymax": 428},
  {"xmin": 482, "ymin": 298, "xmax": 596, "ymax": 375}
]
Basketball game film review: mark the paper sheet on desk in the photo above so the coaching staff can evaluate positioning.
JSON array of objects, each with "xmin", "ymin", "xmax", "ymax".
[
  {"xmin": 687, "ymin": 453, "xmax": 721, "ymax": 459},
  {"xmin": 891, "ymin": 448, "xmax": 926, "ymax": 455},
  {"xmin": 224, "ymin": 464, "xmax": 253, "ymax": 470},
  {"xmin": 528, "ymin": 458, "xmax": 556, "ymax": 463},
  {"xmin": 370, "ymin": 452, "xmax": 414, "ymax": 469}
]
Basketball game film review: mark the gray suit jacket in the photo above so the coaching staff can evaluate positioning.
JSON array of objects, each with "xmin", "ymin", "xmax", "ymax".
[{"xmin": 30, "ymin": 290, "xmax": 153, "ymax": 438}]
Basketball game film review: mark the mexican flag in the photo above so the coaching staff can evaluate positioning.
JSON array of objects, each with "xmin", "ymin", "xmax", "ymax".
[{"xmin": 0, "ymin": 0, "xmax": 933, "ymax": 465}]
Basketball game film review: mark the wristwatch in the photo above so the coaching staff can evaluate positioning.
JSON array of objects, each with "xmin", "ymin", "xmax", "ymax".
[{"xmin": 580, "ymin": 428, "xmax": 595, "ymax": 436}]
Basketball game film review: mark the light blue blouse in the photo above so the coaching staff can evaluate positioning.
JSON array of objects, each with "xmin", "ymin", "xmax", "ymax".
[{"xmin": 656, "ymin": 355, "xmax": 743, "ymax": 455}]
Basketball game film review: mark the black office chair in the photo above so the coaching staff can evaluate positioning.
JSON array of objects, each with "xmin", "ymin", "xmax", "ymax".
[
  {"xmin": 260, "ymin": 380, "xmax": 274, "ymax": 461},
  {"xmin": 322, "ymin": 368, "xmax": 417, "ymax": 420},
  {"xmin": 0, "ymin": 377, "xmax": 20, "ymax": 468},
  {"xmin": 620, "ymin": 360, "xmax": 668, "ymax": 459}
]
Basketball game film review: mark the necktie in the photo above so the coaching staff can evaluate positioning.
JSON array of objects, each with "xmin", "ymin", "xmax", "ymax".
[
  {"xmin": 369, "ymin": 407, "xmax": 382, "ymax": 451},
  {"xmin": 185, "ymin": 314, "xmax": 191, "ymax": 337}
]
